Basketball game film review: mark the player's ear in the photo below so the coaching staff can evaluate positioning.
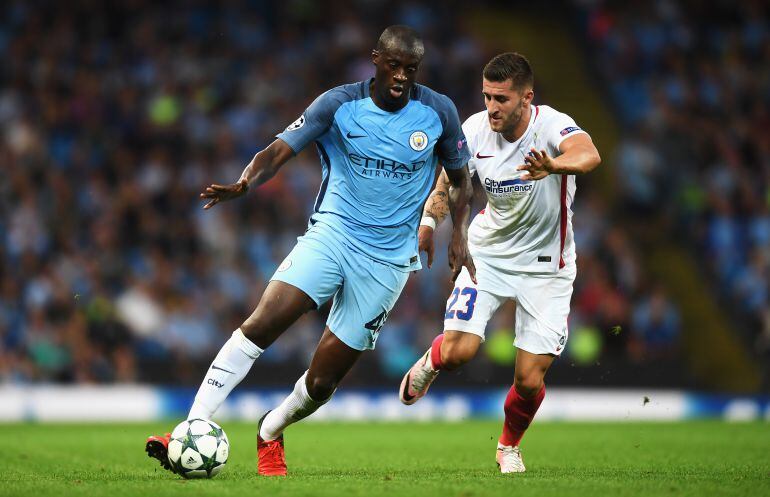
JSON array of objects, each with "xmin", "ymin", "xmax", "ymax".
[
  {"xmin": 523, "ymin": 89, "xmax": 534, "ymax": 105},
  {"xmin": 371, "ymin": 50, "xmax": 380, "ymax": 65}
]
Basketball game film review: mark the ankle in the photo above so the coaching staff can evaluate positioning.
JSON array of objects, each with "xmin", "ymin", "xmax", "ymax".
[{"xmin": 429, "ymin": 334, "xmax": 444, "ymax": 370}]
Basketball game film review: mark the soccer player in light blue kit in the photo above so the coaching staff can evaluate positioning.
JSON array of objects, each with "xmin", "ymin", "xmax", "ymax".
[{"xmin": 146, "ymin": 25, "xmax": 475, "ymax": 476}]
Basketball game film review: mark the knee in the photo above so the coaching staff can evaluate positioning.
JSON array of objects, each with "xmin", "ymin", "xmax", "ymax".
[
  {"xmin": 240, "ymin": 283, "xmax": 315, "ymax": 345},
  {"xmin": 305, "ymin": 373, "xmax": 336, "ymax": 401},
  {"xmin": 441, "ymin": 339, "xmax": 478, "ymax": 370},
  {"xmin": 513, "ymin": 373, "xmax": 544, "ymax": 400}
]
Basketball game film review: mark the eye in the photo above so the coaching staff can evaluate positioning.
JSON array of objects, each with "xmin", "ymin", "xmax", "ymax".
[{"xmin": 389, "ymin": 62, "xmax": 398, "ymax": 69}]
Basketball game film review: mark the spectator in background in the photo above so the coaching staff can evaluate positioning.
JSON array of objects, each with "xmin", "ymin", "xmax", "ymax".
[
  {"xmin": 614, "ymin": 124, "xmax": 664, "ymax": 215},
  {"xmin": 629, "ymin": 286, "xmax": 680, "ymax": 362}
]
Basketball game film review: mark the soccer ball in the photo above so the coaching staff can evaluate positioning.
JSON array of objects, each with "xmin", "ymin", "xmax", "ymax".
[{"xmin": 167, "ymin": 418, "xmax": 229, "ymax": 478}]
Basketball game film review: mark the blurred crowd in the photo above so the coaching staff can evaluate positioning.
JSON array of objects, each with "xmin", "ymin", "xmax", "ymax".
[
  {"xmin": 576, "ymin": 0, "xmax": 769, "ymax": 360},
  {"xmin": 1, "ymin": 0, "xmax": 679, "ymax": 386}
]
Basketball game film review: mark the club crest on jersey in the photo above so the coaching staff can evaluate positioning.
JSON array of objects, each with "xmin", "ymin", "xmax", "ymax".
[
  {"xmin": 286, "ymin": 115, "xmax": 305, "ymax": 131},
  {"xmin": 409, "ymin": 131, "xmax": 428, "ymax": 151}
]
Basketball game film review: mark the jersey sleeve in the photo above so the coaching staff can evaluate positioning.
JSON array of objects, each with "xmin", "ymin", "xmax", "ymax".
[
  {"xmin": 276, "ymin": 88, "xmax": 346, "ymax": 153},
  {"xmin": 543, "ymin": 111, "xmax": 588, "ymax": 151},
  {"xmin": 434, "ymin": 95, "xmax": 471, "ymax": 170},
  {"xmin": 461, "ymin": 113, "xmax": 482, "ymax": 177}
]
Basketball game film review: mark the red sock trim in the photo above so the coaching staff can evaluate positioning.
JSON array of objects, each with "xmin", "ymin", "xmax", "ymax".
[
  {"xmin": 499, "ymin": 383, "xmax": 545, "ymax": 447},
  {"xmin": 430, "ymin": 334, "xmax": 444, "ymax": 370}
]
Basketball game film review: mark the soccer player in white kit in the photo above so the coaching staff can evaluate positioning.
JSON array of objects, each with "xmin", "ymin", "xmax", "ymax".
[{"xmin": 399, "ymin": 53, "xmax": 601, "ymax": 473}]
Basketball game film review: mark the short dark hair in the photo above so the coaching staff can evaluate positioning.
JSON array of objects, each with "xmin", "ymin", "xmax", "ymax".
[
  {"xmin": 483, "ymin": 52, "xmax": 534, "ymax": 90},
  {"xmin": 376, "ymin": 25, "xmax": 424, "ymax": 58}
]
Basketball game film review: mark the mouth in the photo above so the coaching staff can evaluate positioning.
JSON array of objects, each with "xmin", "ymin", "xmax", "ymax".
[
  {"xmin": 489, "ymin": 115, "xmax": 503, "ymax": 126},
  {"xmin": 389, "ymin": 85, "xmax": 404, "ymax": 99}
]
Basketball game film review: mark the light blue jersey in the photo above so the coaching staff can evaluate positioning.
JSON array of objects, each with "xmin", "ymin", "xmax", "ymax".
[
  {"xmin": 277, "ymin": 79, "xmax": 470, "ymax": 271},
  {"xmin": 271, "ymin": 79, "xmax": 469, "ymax": 350}
]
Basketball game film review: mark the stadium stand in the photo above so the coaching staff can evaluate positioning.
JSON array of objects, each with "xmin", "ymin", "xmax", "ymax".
[
  {"xmin": 1, "ymin": 0, "xmax": 724, "ymax": 388},
  {"xmin": 574, "ymin": 0, "xmax": 769, "ymax": 388}
]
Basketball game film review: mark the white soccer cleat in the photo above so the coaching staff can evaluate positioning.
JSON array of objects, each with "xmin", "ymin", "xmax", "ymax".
[
  {"xmin": 399, "ymin": 349, "xmax": 439, "ymax": 405},
  {"xmin": 496, "ymin": 443, "xmax": 526, "ymax": 473}
]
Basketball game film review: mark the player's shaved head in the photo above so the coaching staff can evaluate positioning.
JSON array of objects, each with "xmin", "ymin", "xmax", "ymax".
[
  {"xmin": 376, "ymin": 25, "xmax": 424, "ymax": 59},
  {"xmin": 483, "ymin": 52, "xmax": 534, "ymax": 91},
  {"xmin": 370, "ymin": 25, "xmax": 424, "ymax": 111}
]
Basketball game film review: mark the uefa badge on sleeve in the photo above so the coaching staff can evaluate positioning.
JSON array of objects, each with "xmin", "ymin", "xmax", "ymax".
[
  {"xmin": 409, "ymin": 131, "xmax": 428, "ymax": 151},
  {"xmin": 286, "ymin": 114, "xmax": 306, "ymax": 131}
]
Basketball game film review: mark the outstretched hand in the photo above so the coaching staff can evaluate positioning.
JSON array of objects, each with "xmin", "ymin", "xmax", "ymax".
[
  {"xmin": 200, "ymin": 179, "xmax": 249, "ymax": 209},
  {"xmin": 517, "ymin": 148, "xmax": 554, "ymax": 181}
]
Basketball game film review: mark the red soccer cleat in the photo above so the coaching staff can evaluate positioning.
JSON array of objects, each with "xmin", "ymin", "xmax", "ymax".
[
  {"xmin": 145, "ymin": 432, "xmax": 176, "ymax": 473},
  {"xmin": 257, "ymin": 411, "xmax": 287, "ymax": 476}
]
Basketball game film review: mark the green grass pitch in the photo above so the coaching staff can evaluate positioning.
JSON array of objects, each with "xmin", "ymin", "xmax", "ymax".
[{"xmin": 2, "ymin": 421, "xmax": 768, "ymax": 497}]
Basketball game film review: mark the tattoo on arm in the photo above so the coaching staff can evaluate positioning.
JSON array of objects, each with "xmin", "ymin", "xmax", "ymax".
[{"xmin": 423, "ymin": 173, "xmax": 451, "ymax": 225}]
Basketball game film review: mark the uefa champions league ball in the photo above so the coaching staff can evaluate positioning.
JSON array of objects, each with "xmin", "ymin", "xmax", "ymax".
[{"xmin": 167, "ymin": 418, "xmax": 229, "ymax": 478}]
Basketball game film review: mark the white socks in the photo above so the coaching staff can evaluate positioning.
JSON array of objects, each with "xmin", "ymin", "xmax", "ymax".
[
  {"xmin": 259, "ymin": 371, "xmax": 333, "ymax": 441},
  {"xmin": 187, "ymin": 333, "xmax": 332, "ymax": 440},
  {"xmin": 188, "ymin": 329, "xmax": 263, "ymax": 420}
]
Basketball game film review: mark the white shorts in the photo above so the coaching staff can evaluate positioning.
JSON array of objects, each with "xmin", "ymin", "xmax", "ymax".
[{"xmin": 443, "ymin": 258, "xmax": 575, "ymax": 356}]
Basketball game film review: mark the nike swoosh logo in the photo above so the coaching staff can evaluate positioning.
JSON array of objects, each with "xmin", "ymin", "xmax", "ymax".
[
  {"xmin": 211, "ymin": 365, "xmax": 234, "ymax": 374},
  {"xmin": 401, "ymin": 372, "xmax": 415, "ymax": 402},
  {"xmin": 346, "ymin": 131, "xmax": 367, "ymax": 139},
  {"xmin": 476, "ymin": 153, "xmax": 494, "ymax": 159}
]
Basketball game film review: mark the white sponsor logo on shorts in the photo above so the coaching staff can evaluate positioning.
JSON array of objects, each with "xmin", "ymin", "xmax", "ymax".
[
  {"xmin": 277, "ymin": 259, "xmax": 292, "ymax": 272},
  {"xmin": 556, "ymin": 334, "xmax": 566, "ymax": 352}
]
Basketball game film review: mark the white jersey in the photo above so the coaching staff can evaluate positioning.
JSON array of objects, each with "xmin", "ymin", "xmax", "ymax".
[{"xmin": 463, "ymin": 105, "xmax": 587, "ymax": 274}]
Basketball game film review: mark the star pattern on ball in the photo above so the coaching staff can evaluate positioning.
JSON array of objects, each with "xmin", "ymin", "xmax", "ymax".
[
  {"xmin": 168, "ymin": 420, "xmax": 228, "ymax": 478},
  {"xmin": 183, "ymin": 426, "xmax": 206, "ymax": 452}
]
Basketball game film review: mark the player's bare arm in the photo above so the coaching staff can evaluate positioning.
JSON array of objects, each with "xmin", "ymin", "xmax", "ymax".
[
  {"xmin": 423, "ymin": 170, "xmax": 451, "ymax": 224},
  {"xmin": 444, "ymin": 166, "xmax": 477, "ymax": 283},
  {"xmin": 200, "ymin": 139, "xmax": 294, "ymax": 209},
  {"xmin": 418, "ymin": 170, "xmax": 451, "ymax": 268},
  {"xmin": 517, "ymin": 133, "xmax": 601, "ymax": 181}
]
